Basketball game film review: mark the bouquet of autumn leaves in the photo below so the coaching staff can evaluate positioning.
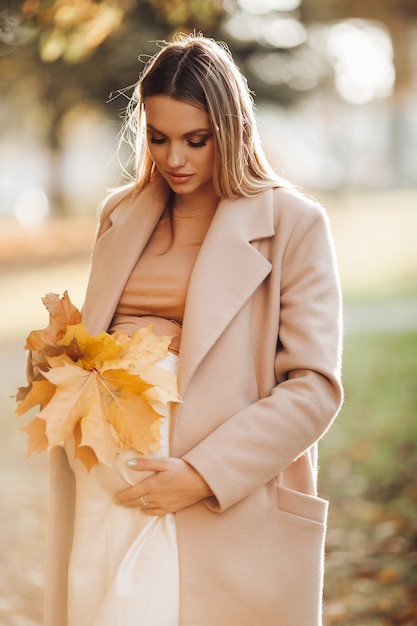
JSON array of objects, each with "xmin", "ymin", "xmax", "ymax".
[{"xmin": 15, "ymin": 292, "xmax": 180, "ymax": 471}]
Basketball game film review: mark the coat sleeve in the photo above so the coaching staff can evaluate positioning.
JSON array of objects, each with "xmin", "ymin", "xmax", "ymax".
[{"xmin": 182, "ymin": 198, "xmax": 343, "ymax": 512}]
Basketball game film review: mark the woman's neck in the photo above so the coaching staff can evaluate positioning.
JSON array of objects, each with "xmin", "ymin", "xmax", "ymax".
[{"xmin": 172, "ymin": 187, "xmax": 219, "ymax": 213}]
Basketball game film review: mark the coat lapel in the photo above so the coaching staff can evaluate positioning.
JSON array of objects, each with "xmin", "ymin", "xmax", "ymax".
[
  {"xmin": 82, "ymin": 177, "xmax": 170, "ymax": 335},
  {"xmin": 178, "ymin": 189, "xmax": 275, "ymax": 394}
]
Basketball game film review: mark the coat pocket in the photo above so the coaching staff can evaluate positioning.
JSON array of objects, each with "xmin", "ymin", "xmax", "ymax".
[
  {"xmin": 269, "ymin": 484, "xmax": 329, "ymax": 624},
  {"xmin": 276, "ymin": 483, "xmax": 328, "ymax": 525}
]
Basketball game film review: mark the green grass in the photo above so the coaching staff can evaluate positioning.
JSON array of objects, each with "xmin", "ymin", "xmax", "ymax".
[
  {"xmin": 320, "ymin": 331, "xmax": 417, "ymax": 500},
  {"xmin": 343, "ymin": 274, "xmax": 417, "ymax": 302},
  {"xmin": 320, "ymin": 332, "xmax": 417, "ymax": 625}
]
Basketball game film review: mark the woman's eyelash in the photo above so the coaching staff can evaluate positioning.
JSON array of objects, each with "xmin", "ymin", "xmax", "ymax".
[
  {"xmin": 188, "ymin": 138, "xmax": 208, "ymax": 148},
  {"xmin": 148, "ymin": 136, "xmax": 209, "ymax": 147}
]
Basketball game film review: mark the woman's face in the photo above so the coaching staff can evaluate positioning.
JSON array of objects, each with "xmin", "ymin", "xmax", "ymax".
[{"xmin": 144, "ymin": 96, "xmax": 216, "ymax": 205}]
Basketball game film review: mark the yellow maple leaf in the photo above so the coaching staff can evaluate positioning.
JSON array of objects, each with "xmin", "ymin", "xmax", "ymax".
[
  {"xmin": 22, "ymin": 417, "xmax": 48, "ymax": 456},
  {"xmin": 15, "ymin": 379, "xmax": 57, "ymax": 416},
  {"xmin": 99, "ymin": 368, "xmax": 163, "ymax": 454},
  {"xmin": 58, "ymin": 322, "xmax": 123, "ymax": 371},
  {"xmin": 113, "ymin": 326, "xmax": 172, "ymax": 365},
  {"xmin": 40, "ymin": 362, "xmax": 95, "ymax": 445},
  {"xmin": 105, "ymin": 326, "xmax": 180, "ymax": 406},
  {"xmin": 37, "ymin": 360, "xmax": 163, "ymax": 467}
]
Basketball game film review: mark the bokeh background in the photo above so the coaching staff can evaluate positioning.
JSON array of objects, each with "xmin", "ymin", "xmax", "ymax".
[{"xmin": 1, "ymin": 1, "xmax": 417, "ymax": 624}]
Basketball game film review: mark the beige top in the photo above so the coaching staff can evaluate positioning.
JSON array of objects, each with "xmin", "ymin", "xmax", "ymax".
[{"xmin": 110, "ymin": 203, "xmax": 217, "ymax": 353}]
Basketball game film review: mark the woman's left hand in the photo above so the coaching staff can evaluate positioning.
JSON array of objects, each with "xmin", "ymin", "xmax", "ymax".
[{"xmin": 115, "ymin": 457, "xmax": 213, "ymax": 515}]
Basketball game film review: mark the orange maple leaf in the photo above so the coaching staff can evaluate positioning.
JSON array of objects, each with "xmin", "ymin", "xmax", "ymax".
[
  {"xmin": 16, "ymin": 292, "xmax": 180, "ymax": 470},
  {"xmin": 25, "ymin": 291, "xmax": 82, "ymax": 352},
  {"xmin": 73, "ymin": 421, "xmax": 98, "ymax": 471}
]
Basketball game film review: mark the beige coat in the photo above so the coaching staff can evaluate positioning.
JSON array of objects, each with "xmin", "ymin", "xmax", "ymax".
[{"xmin": 45, "ymin": 176, "xmax": 343, "ymax": 626}]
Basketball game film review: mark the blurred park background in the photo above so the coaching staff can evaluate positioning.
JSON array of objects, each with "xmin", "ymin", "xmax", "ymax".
[{"xmin": 1, "ymin": 1, "xmax": 417, "ymax": 624}]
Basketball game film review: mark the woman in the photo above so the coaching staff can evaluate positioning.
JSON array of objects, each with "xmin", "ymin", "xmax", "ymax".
[{"xmin": 45, "ymin": 34, "xmax": 343, "ymax": 626}]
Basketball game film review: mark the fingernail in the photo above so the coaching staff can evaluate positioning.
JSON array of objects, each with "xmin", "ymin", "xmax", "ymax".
[{"xmin": 127, "ymin": 459, "xmax": 138, "ymax": 467}]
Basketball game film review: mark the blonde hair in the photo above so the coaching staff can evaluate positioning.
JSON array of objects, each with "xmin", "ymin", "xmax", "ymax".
[{"xmin": 121, "ymin": 34, "xmax": 285, "ymax": 198}]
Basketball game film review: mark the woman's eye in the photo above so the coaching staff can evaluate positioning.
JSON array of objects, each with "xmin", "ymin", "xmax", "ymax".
[
  {"xmin": 188, "ymin": 138, "xmax": 208, "ymax": 148},
  {"xmin": 148, "ymin": 135, "xmax": 210, "ymax": 147}
]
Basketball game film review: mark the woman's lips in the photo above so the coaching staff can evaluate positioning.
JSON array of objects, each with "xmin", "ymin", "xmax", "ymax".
[{"xmin": 166, "ymin": 172, "xmax": 194, "ymax": 184}]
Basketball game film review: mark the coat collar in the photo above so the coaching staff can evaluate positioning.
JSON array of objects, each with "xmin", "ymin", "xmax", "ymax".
[{"xmin": 82, "ymin": 177, "xmax": 275, "ymax": 393}]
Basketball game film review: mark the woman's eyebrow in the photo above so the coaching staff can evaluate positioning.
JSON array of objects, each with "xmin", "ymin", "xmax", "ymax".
[{"xmin": 146, "ymin": 124, "xmax": 211, "ymax": 136}]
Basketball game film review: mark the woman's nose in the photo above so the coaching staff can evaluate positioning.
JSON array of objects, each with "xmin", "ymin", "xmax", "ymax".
[{"xmin": 167, "ymin": 143, "xmax": 186, "ymax": 168}]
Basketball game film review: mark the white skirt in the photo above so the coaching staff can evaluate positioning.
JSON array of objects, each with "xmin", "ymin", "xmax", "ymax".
[{"xmin": 65, "ymin": 353, "xmax": 180, "ymax": 626}]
